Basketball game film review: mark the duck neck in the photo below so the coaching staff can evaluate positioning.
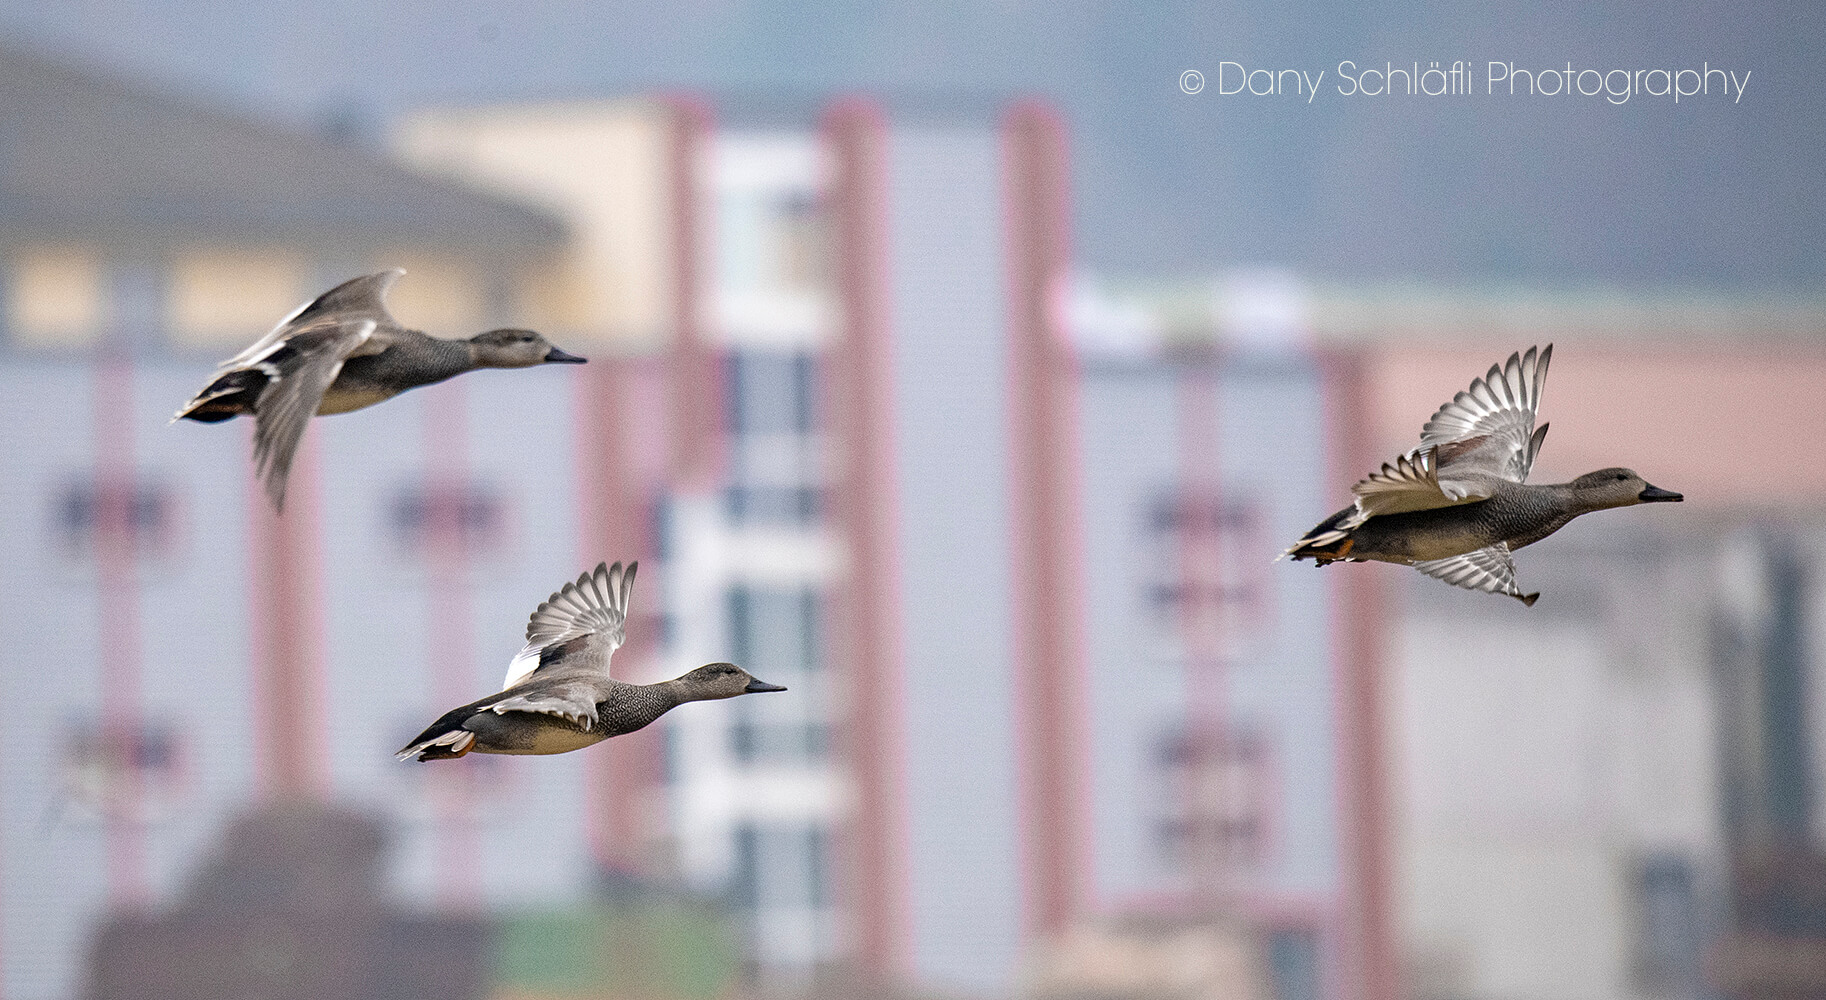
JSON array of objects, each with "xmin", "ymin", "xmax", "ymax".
[
  {"xmin": 664, "ymin": 677, "xmax": 730, "ymax": 707},
  {"xmin": 421, "ymin": 336, "xmax": 481, "ymax": 383},
  {"xmin": 600, "ymin": 679, "xmax": 688, "ymax": 736},
  {"xmin": 1547, "ymin": 481, "xmax": 1626, "ymax": 515},
  {"xmin": 1539, "ymin": 481, "xmax": 1583, "ymax": 509}
]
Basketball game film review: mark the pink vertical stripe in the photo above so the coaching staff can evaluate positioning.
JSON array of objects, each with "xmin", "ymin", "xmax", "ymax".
[
  {"xmin": 92, "ymin": 352, "xmax": 145, "ymax": 905},
  {"xmin": 1320, "ymin": 348, "xmax": 1399, "ymax": 1000},
  {"xmin": 666, "ymin": 96, "xmax": 724, "ymax": 492},
  {"xmin": 576, "ymin": 356, "xmax": 663, "ymax": 877},
  {"xmin": 248, "ymin": 423, "xmax": 327, "ymax": 802},
  {"xmin": 423, "ymin": 382, "xmax": 481, "ymax": 906},
  {"xmin": 1002, "ymin": 100, "xmax": 1092, "ymax": 940},
  {"xmin": 823, "ymin": 96, "xmax": 914, "ymax": 978}
]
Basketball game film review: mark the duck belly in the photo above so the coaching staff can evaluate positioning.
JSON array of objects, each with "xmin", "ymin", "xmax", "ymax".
[
  {"xmin": 1351, "ymin": 507, "xmax": 1502, "ymax": 563},
  {"xmin": 316, "ymin": 384, "xmax": 399, "ymax": 415},
  {"xmin": 466, "ymin": 712, "xmax": 608, "ymax": 756}
]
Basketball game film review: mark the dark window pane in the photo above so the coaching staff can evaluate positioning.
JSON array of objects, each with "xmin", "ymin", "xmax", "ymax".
[
  {"xmin": 1268, "ymin": 927, "xmax": 1321, "ymax": 1000},
  {"xmin": 730, "ymin": 824, "xmax": 759, "ymax": 911}
]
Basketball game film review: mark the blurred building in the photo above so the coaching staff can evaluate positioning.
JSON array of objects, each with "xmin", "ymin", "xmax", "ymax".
[
  {"xmin": 0, "ymin": 43, "xmax": 585, "ymax": 1000},
  {"xmin": 394, "ymin": 97, "xmax": 1101, "ymax": 996},
  {"xmin": 7, "ymin": 39, "xmax": 1826, "ymax": 1000},
  {"xmin": 1073, "ymin": 280, "xmax": 1826, "ymax": 1000}
]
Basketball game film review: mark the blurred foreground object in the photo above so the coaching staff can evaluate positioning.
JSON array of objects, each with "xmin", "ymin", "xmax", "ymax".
[
  {"xmin": 492, "ymin": 894, "xmax": 740, "ymax": 1000},
  {"xmin": 1023, "ymin": 916, "xmax": 1269, "ymax": 1000},
  {"xmin": 1711, "ymin": 846, "xmax": 1826, "ymax": 997},
  {"xmin": 86, "ymin": 802, "xmax": 490, "ymax": 1000},
  {"xmin": 1286, "ymin": 345, "xmax": 1682, "ymax": 604}
]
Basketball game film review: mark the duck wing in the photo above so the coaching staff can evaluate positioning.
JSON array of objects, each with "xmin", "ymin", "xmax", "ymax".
[
  {"xmin": 1411, "ymin": 543, "xmax": 1540, "ymax": 606},
  {"xmin": 484, "ymin": 678, "xmax": 603, "ymax": 730},
  {"xmin": 502, "ymin": 561, "xmax": 636, "ymax": 690},
  {"xmin": 1349, "ymin": 445, "xmax": 1497, "ymax": 520},
  {"xmin": 1419, "ymin": 344, "xmax": 1552, "ymax": 484},
  {"xmin": 1342, "ymin": 345, "xmax": 1551, "ymax": 523},
  {"xmin": 190, "ymin": 270, "xmax": 407, "ymax": 510},
  {"xmin": 248, "ymin": 315, "xmax": 385, "ymax": 510},
  {"xmin": 218, "ymin": 269, "xmax": 405, "ymax": 370}
]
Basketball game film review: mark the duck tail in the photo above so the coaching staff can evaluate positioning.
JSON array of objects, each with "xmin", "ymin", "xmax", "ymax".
[
  {"xmin": 1283, "ymin": 506, "xmax": 1360, "ymax": 565},
  {"xmin": 395, "ymin": 727, "xmax": 475, "ymax": 763},
  {"xmin": 173, "ymin": 368, "xmax": 269, "ymax": 424}
]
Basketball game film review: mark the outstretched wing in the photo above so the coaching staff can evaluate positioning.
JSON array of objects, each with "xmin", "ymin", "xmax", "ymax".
[
  {"xmin": 1337, "ymin": 345, "xmax": 1552, "ymax": 525},
  {"xmin": 220, "ymin": 269, "xmax": 405, "ymax": 370},
  {"xmin": 1411, "ymin": 544, "xmax": 1540, "ymax": 606},
  {"xmin": 194, "ymin": 270, "xmax": 406, "ymax": 510},
  {"xmin": 1418, "ymin": 344, "xmax": 1552, "ymax": 484},
  {"xmin": 501, "ymin": 561, "xmax": 636, "ymax": 689},
  {"xmin": 250, "ymin": 317, "xmax": 378, "ymax": 510}
]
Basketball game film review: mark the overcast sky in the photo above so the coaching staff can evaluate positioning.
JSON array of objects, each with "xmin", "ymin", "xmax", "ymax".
[{"xmin": 1, "ymin": 0, "xmax": 1819, "ymax": 288}]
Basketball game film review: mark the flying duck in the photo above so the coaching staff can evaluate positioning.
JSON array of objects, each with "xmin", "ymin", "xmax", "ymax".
[
  {"xmin": 397, "ymin": 561, "xmax": 786, "ymax": 762},
  {"xmin": 173, "ymin": 269, "xmax": 587, "ymax": 510},
  {"xmin": 1283, "ymin": 345, "xmax": 1682, "ymax": 605}
]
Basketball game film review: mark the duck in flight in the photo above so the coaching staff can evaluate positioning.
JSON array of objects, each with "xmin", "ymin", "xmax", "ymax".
[
  {"xmin": 397, "ymin": 562, "xmax": 786, "ymax": 762},
  {"xmin": 1283, "ymin": 345, "xmax": 1682, "ymax": 605},
  {"xmin": 173, "ymin": 269, "xmax": 587, "ymax": 510}
]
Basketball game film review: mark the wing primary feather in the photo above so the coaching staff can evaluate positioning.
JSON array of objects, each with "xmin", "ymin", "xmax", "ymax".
[{"xmin": 502, "ymin": 560, "xmax": 636, "ymax": 689}]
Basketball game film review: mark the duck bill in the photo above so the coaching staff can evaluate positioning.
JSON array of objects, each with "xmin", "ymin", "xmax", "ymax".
[
  {"xmin": 744, "ymin": 678, "xmax": 788, "ymax": 693},
  {"xmin": 1638, "ymin": 484, "xmax": 1683, "ymax": 502},
  {"xmin": 544, "ymin": 347, "xmax": 588, "ymax": 364}
]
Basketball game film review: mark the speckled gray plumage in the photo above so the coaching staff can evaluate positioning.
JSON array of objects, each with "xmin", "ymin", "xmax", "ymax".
[
  {"xmin": 398, "ymin": 562, "xmax": 786, "ymax": 762},
  {"xmin": 1285, "ymin": 345, "xmax": 1682, "ymax": 604},
  {"xmin": 328, "ymin": 331, "xmax": 473, "ymax": 400},
  {"xmin": 175, "ymin": 269, "xmax": 585, "ymax": 511},
  {"xmin": 1324, "ymin": 482, "xmax": 1583, "ymax": 564},
  {"xmin": 429, "ymin": 677, "xmax": 685, "ymax": 756}
]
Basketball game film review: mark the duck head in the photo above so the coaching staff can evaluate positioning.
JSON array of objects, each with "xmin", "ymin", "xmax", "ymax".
[
  {"xmin": 676, "ymin": 662, "xmax": 788, "ymax": 701},
  {"xmin": 468, "ymin": 328, "xmax": 588, "ymax": 368},
  {"xmin": 1569, "ymin": 468, "xmax": 1684, "ymax": 510}
]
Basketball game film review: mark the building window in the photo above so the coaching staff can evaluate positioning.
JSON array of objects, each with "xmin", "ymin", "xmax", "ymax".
[
  {"xmin": 775, "ymin": 190, "xmax": 829, "ymax": 293},
  {"xmin": 727, "ymin": 350, "xmax": 817, "ymax": 437},
  {"xmin": 805, "ymin": 824, "xmax": 829, "ymax": 910},
  {"xmin": 167, "ymin": 250, "xmax": 305, "ymax": 349},
  {"xmin": 1153, "ymin": 724, "xmax": 1271, "ymax": 878},
  {"xmin": 389, "ymin": 482, "xmax": 507, "ymax": 558},
  {"xmin": 8, "ymin": 248, "xmax": 105, "ymax": 348},
  {"xmin": 724, "ymin": 349, "xmax": 821, "ymax": 526},
  {"xmin": 730, "ymin": 823, "xmax": 760, "ymax": 912},
  {"xmin": 1633, "ymin": 854, "xmax": 1700, "ymax": 992},
  {"xmin": 55, "ymin": 477, "xmax": 176, "ymax": 560},
  {"xmin": 725, "ymin": 585, "xmax": 824, "ymax": 766},
  {"xmin": 60, "ymin": 718, "xmax": 183, "ymax": 816},
  {"xmin": 724, "ymin": 485, "xmax": 819, "ymax": 526},
  {"xmin": 727, "ymin": 585, "xmax": 819, "ymax": 675},
  {"xmin": 1268, "ymin": 927, "xmax": 1322, "ymax": 1000},
  {"xmin": 726, "ymin": 822, "xmax": 830, "ymax": 914},
  {"xmin": 1143, "ymin": 489, "xmax": 1273, "ymax": 641}
]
